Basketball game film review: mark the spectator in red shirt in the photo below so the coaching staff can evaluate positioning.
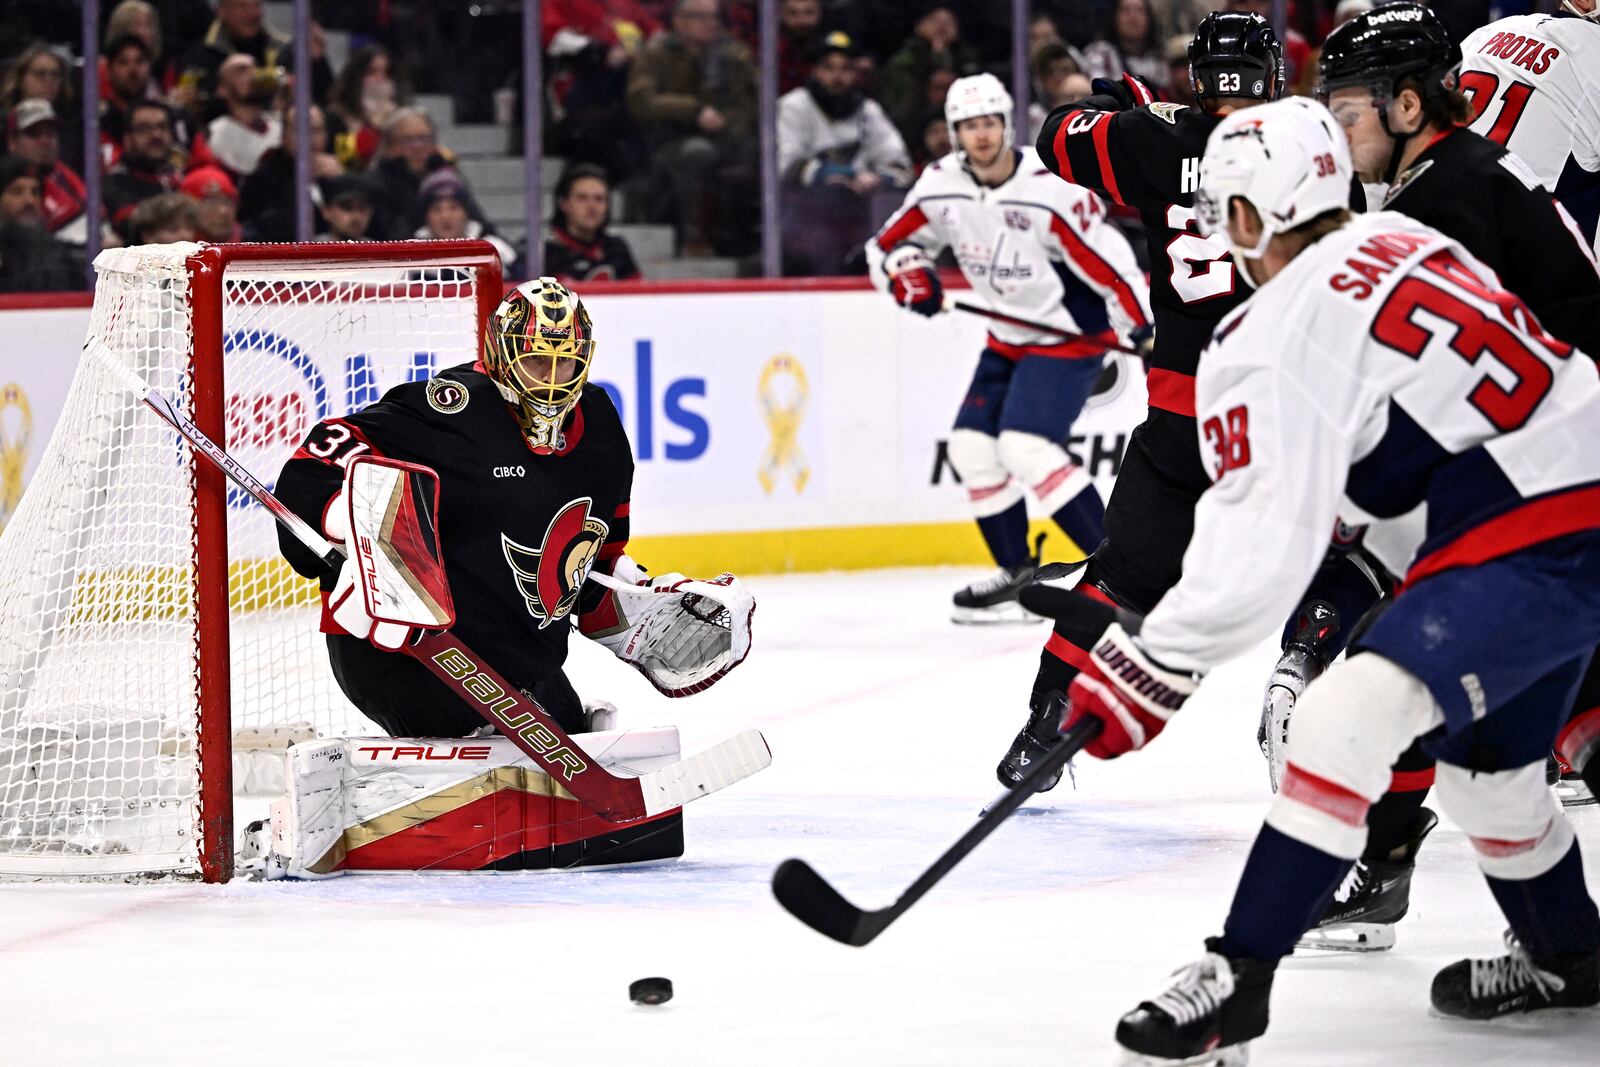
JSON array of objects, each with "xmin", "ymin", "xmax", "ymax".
[
  {"xmin": 181, "ymin": 165, "xmax": 242, "ymax": 242},
  {"xmin": 5, "ymin": 99, "xmax": 86, "ymax": 242},
  {"xmin": 327, "ymin": 46, "xmax": 405, "ymax": 172}
]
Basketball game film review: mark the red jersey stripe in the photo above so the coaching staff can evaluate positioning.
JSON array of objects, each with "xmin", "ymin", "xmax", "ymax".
[{"xmin": 1146, "ymin": 369, "xmax": 1196, "ymax": 417}]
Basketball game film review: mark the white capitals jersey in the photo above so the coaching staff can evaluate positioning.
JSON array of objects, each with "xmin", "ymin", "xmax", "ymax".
[
  {"xmin": 867, "ymin": 148, "xmax": 1151, "ymax": 354},
  {"xmin": 1139, "ymin": 212, "xmax": 1600, "ymax": 673},
  {"xmin": 1460, "ymin": 14, "xmax": 1600, "ymax": 252}
]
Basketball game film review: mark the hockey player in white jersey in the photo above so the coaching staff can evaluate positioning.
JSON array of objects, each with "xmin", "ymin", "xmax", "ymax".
[
  {"xmin": 1027, "ymin": 99, "xmax": 1600, "ymax": 1061},
  {"xmin": 867, "ymin": 73, "xmax": 1151, "ymax": 622},
  {"xmin": 1461, "ymin": 0, "xmax": 1600, "ymax": 256}
]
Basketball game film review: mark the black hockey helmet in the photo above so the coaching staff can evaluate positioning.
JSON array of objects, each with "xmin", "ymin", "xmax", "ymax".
[
  {"xmin": 1188, "ymin": 12, "xmax": 1285, "ymax": 104},
  {"xmin": 1315, "ymin": 2, "xmax": 1460, "ymax": 110}
]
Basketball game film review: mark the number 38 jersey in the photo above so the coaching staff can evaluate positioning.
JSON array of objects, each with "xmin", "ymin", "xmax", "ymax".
[
  {"xmin": 1460, "ymin": 13, "xmax": 1600, "ymax": 254},
  {"xmin": 1139, "ymin": 212, "xmax": 1600, "ymax": 673}
]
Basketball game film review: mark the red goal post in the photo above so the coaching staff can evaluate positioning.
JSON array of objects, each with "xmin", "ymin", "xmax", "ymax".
[{"xmin": 0, "ymin": 240, "xmax": 503, "ymax": 882}]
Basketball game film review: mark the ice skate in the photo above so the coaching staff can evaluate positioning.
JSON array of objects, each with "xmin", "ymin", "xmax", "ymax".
[
  {"xmin": 1115, "ymin": 940, "xmax": 1275, "ymax": 1066},
  {"xmin": 1298, "ymin": 807, "xmax": 1437, "ymax": 952},
  {"xmin": 995, "ymin": 692, "xmax": 1069, "ymax": 791},
  {"xmin": 950, "ymin": 562, "xmax": 1043, "ymax": 624},
  {"xmin": 1431, "ymin": 931, "xmax": 1600, "ymax": 1020},
  {"xmin": 1549, "ymin": 754, "xmax": 1596, "ymax": 807}
]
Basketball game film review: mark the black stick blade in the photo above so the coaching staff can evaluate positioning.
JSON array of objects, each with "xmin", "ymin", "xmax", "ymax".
[{"xmin": 772, "ymin": 858, "xmax": 882, "ymax": 946}]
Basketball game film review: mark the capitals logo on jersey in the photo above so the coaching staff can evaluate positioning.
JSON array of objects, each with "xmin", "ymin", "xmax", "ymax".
[{"xmin": 500, "ymin": 497, "xmax": 609, "ymax": 628}]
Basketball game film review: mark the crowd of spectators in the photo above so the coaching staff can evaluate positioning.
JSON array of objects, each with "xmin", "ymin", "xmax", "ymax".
[{"xmin": 0, "ymin": 0, "xmax": 1516, "ymax": 291}]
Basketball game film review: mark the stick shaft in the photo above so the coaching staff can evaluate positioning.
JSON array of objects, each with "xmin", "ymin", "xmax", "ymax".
[{"xmin": 949, "ymin": 300, "xmax": 1142, "ymax": 355}]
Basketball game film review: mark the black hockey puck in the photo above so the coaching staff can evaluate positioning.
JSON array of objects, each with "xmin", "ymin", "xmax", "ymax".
[{"xmin": 629, "ymin": 977, "xmax": 673, "ymax": 1006}]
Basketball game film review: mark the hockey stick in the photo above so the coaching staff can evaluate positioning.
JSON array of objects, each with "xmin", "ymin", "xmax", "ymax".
[
  {"xmin": 771, "ymin": 716, "xmax": 1101, "ymax": 946},
  {"xmin": 88, "ymin": 341, "xmax": 772, "ymax": 824},
  {"xmin": 945, "ymin": 298, "xmax": 1143, "ymax": 356}
]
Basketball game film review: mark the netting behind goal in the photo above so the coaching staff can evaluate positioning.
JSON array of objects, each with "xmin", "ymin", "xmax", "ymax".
[{"xmin": 0, "ymin": 241, "xmax": 501, "ymax": 879}]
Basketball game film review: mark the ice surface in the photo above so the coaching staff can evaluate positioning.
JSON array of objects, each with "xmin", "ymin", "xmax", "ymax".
[{"xmin": 2, "ymin": 568, "xmax": 1596, "ymax": 1065}]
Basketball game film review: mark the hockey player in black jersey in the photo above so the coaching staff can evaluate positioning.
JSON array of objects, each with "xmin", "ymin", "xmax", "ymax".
[
  {"xmin": 275, "ymin": 278, "xmax": 752, "ymax": 738},
  {"xmin": 996, "ymin": 12, "xmax": 1284, "ymax": 789}
]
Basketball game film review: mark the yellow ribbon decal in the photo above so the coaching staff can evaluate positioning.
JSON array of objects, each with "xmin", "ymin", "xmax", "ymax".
[
  {"xmin": 0, "ymin": 382, "xmax": 33, "ymax": 533},
  {"xmin": 757, "ymin": 353, "xmax": 809, "ymax": 495}
]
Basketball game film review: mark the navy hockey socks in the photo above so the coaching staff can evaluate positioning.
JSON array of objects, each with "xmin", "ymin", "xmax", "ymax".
[
  {"xmin": 1050, "ymin": 485, "xmax": 1105, "ymax": 557},
  {"xmin": 1487, "ymin": 840, "xmax": 1600, "ymax": 958},
  {"xmin": 1216, "ymin": 824, "xmax": 1352, "ymax": 961},
  {"xmin": 976, "ymin": 500, "xmax": 1030, "ymax": 569},
  {"xmin": 1365, "ymin": 742, "xmax": 1434, "ymax": 859}
]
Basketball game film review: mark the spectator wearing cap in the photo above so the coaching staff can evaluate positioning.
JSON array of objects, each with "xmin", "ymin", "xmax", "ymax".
[
  {"xmin": 6, "ymin": 99, "xmax": 87, "ymax": 242},
  {"xmin": 102, "ymin": 99, "xmax": 183, "ymax": 241},
  {"xmin": 778, "ymin": 31, "xmax": 911, "ymax": 276},
  {"xmin": 544, "ymin": 163, "xmax": 641, "ymax": 283},
  {"xmin": 626, "ymin": 0, "xmax": 760, "ymax": 258},
  {"xmin": 311, "ymin": 175, "xmax": 377, "ymax": 242},
  {"xmin": 1026, "ymin": 38, "xmax": 1091, "ymax": 143},
  {"xmin": 1, "ymin": 45, "xmax": 82, "ymax": 170},
  {"xmin": 411, "ymin": 170, "xmax": 519, "ymax": 276},
  {"xmin": 238, "ymin": 103, "xmax": 342, "ymax": 242},
  {"xmin": 181, "ymin": 165, "xmax": 241, "ymax": 242},
  {"xmin": 127, "ymin": 191, "xmax": 199, "ymax": 245},
  {"xmin": 0, "ymin": 154, "xmax": 84, "ymax": 292},
  {"xmin": 777, "ymin": 0, "xmax": 826, "ymax": 94},
  {"xmin": 1083, "ymin": 0, "xmax": 1167, "ymax": 91},
  {"xmin": 189, "ymin": 54, "xmax": 283, "ymax": 181},
  {"xmin": 879, "ymin": 4, "xmax": 982, "ymax": 147},
  {"xmin": 178, "ymin": 0, "xmax": 332, "ymax": 118},
  {"xmin": 369, "ymin": 107, "xmax": 488, "ymax": 242}
]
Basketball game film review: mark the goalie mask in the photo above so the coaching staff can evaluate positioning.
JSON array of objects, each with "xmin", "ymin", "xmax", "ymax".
[{"xmin": 483, "ymin": 277, "xmax": 595, "ymax": 454}]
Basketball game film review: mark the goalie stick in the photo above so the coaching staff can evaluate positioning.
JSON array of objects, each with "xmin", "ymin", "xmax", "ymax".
[
  {"xmin": 944, "ymin": 298, "xmax": 1143, "ymax": 356},
  {"xmin": 88, "ymin": 340, "xmax": 772, "ymax": 824},
  {"xmin": 771, "ymin": 716, "xmax": 1101, "ymax": 946}
]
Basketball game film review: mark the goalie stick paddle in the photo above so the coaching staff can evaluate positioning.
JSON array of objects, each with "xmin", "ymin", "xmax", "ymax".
[
  {"xmin": 88, "ymin": 341, "xmax": 772, "ymax": 824},
  {"xmin": 945, "ymin": 299, "xmax": 1143, "ymax": 356},
  {"xmin": 771, "ymin": 716, "xmax": 1102, "ymax": 946}
]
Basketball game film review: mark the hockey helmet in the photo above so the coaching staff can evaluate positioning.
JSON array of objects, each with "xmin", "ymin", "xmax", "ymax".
[
  {"xmin": 1188, "ymin": 12, "xmax": 1285, "ymax": 104},
  {"xmin": 1315, "ymin": 3, "xmax": 1460, "ymax": 114},
  {"xmin": 482, "ymin": 277, "xmax": 595, "ymax": 454},
  {"xmin": 945, "ymin": 73, "xmax": 1014, "ymax": 161},
  {"xmin": 1195, "ymin": 97, "xmax": 1353, "ymax": 268}
]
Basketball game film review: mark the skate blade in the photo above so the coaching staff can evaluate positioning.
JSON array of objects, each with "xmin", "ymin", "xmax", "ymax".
[
  {"xmin": 1296, "ymin": 922, "xmax": 1396, "ymax": 953},
  {"xmin": 951, "ymin": 603, "xmax": 1044, "ymax": 625},
  {"xmin": 1554, "ymin": 779, "xmax": 1596, "ymax": 807},
  {"xmin": 1118, "ymin": 1043, "xmax": 1249, "ymax": 1066}
]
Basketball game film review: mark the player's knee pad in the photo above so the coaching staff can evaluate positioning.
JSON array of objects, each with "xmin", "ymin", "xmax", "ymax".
[
  {"xmin": 996, "ymin": 431, "xmax": 1091, "ymax": 514},
  {"xmin": 1265, "ymin": 653, "xmax": 1442, "ymax": 859},
  {"xmin": 949, "ymin": 429, "xmax": 1022, "ymax": 517},
  {"xmin": 1434, "ymin": 761, "xmax": 1575, "ymax": 880}
]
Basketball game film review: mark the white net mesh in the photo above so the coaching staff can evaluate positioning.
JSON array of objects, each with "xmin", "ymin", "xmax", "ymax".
[{"xmin": 0, "ymin": 243, "xmax": 487, "ymax": 878}]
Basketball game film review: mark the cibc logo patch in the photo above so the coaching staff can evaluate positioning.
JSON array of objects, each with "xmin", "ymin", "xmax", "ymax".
[{"xmin": 426, "ymin": 378, "xmax": 470, "ymax": 414}]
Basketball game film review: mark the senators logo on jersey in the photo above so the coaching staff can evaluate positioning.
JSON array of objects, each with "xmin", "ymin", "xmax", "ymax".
[{"xmin": 501, "ymin": 497, "xmax": 610, "ymax": 628}]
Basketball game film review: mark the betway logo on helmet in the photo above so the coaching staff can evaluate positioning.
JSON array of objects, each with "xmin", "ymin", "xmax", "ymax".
[{"xmin": 1368, "ymin": 6, "xmax": 1426, "ymax": 23}]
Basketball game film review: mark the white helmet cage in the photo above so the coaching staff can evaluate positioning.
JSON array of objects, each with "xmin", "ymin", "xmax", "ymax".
[
  {"xmin": 1195, "ymin": 97, "xmax": 1354, "ymax": 272},
  {"xmin": 945, "ymin": 73, "xmax": 1015, "ymax": 163}
]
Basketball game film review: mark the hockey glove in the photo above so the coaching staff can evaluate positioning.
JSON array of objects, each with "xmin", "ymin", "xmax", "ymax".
[
  {"xmin": 884, "ymin": 245, "xmax": 944, "ymax": 318},
  {"xmin": 581, "ymin": 557, "xmax": 756, "ymax": 697},
  {"xmin": 1064, "ymin": 622, "xmax": 1197, "ymax": 758},
  {"xmin": 1089, "ymin": 73, "xmax": 1159, "ymax": 112}
]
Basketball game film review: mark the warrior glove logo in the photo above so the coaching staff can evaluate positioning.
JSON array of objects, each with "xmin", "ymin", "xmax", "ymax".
[{"xmin": 501, "ymin": 497, "xmax": 609, "ymax": 628}]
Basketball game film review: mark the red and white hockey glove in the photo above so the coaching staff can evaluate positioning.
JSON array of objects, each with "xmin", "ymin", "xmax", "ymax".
[
  {"xmin": 884, "ymin": 245, "xmax": 944, "ymax": 318},
  {"xmin": 1064, "ymin": 623, "xmax": 1198, "ymax": 758},
  {"xmin": 581, "ymin": 556, "xmax": 755, "ymax": 697},
  {"xmin": 324, "ymin": 457, "xmax": 455, "ymax": 652}
]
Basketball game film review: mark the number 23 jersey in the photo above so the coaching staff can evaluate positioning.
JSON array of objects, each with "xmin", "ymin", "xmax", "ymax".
[{"xmin": 1139, "ymin": 211, "xmax": 1600, "ymax": 673}]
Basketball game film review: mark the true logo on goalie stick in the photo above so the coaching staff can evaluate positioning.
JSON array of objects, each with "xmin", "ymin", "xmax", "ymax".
[
  {"xmin": 425, "ymin": 378, "xmax": 470, "ymax": 414},
  {"xmin": 501, "ymin": 497, "xmax": 609, "ymax": 628}
]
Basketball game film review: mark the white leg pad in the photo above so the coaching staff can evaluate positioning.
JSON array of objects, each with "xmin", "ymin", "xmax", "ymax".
[
  {"xmin": 1435, "ymin": 761, "xmax": 1576, "ymax": 880},
  {"xmin": 1265, "ymin": 653, "xmax": 1443, "ymax": 859},
  {"xmin": 997, "ymin": 430, "xmax": 1092, "ymax": 514},
  {"xmin": 949, "ymin": 428, "xmax": 1023, "ymax": 518}
]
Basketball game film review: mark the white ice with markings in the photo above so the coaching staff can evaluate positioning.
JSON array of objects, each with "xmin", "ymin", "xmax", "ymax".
[{"xmin": 3, "ymin": 569, "xmax": 1596, "ymax": 1065}]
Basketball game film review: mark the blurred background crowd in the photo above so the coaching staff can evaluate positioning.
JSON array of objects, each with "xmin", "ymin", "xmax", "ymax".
[{"xmin": 0, "ymin": 0, "xmax": 1543, "ymax": 291}]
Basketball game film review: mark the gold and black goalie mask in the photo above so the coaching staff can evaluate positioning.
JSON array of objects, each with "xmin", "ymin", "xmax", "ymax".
[{"xmin": 482, "ymin": 276, "xmax": 596, "ymax": 454}]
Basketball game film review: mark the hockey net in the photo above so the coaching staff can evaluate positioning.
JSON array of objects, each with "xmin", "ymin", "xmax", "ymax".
[{"xmin": 0, "ymin": 240, "xmax": 502, "ymax": 881}]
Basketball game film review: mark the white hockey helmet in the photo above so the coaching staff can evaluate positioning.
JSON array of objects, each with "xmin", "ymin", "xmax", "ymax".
[
  {"xmin": 945, "ymin": 73, "xmax": 1014, "ymax": 160},
  {"xmin": 1195, "ymin": 97, "xmax": 1352, "ymax": 269}
]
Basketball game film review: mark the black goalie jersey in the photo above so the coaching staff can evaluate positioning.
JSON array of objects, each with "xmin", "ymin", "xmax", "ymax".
[{"xmin": 276, "ymin": 362, "xmax": 634, "ymax": 733}]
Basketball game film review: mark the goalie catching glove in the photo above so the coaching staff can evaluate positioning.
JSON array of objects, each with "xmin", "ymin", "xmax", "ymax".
[
  {"xmin": 323, "ymin": 456, "xmax": 455, "ymax": 652},
  {"xmin": 1064, "ymin": 623, "xmax": 1198, "ymax": 759},
  {"xmin": 581, "ymin": 556, "xmax": 755, "ymax": 697}
]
